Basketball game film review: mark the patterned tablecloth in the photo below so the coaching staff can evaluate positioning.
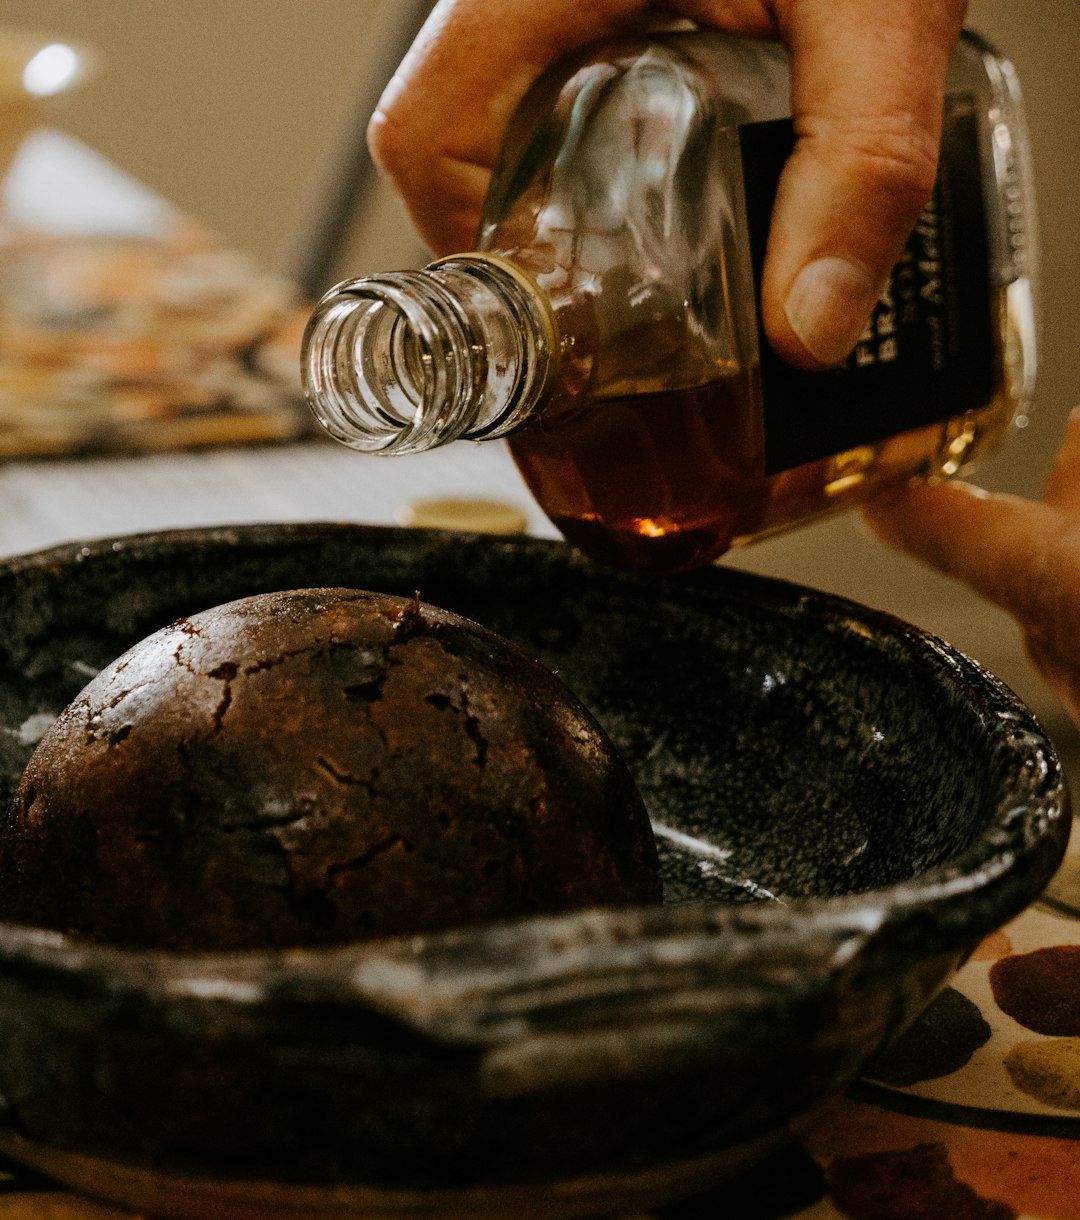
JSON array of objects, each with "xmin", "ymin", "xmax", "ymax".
[
  {"xmin": 0, "ymin": 128, "xmax": 311, "ymax": 459},
  {"xmin": 0, "ymin": 127, "xmax": 1077, "ymax": 1220}
]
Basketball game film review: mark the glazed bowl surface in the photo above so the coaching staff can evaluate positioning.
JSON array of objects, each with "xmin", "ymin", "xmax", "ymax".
[{"xmin": 0, "ymin": 523, "xmax": 1069, "ymax": 1219}]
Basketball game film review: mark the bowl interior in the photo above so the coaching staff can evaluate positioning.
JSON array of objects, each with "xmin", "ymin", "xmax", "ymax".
[{"xmin": 0, "ymin": 524, "xmax": 1019, "ymax": 921}]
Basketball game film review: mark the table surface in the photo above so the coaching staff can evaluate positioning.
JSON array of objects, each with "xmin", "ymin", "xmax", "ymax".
[{"xmin": 0, "ymin": 127, "xmax": 1077, "ymax": 1220}]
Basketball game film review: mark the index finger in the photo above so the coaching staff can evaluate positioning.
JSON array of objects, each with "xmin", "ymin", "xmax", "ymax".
[{"xmin": 368, "ymin": 0, "xmax": 658, "ymax": 254}]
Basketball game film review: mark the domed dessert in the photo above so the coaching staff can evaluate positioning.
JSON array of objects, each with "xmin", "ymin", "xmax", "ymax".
[{"xmin": 0, "ymin": 588, "xmax": 659, "ymax": 949}]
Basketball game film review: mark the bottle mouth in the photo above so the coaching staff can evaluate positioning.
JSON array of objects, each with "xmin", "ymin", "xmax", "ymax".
[
  {"xmin": 302, "ymin": 255, "xmax": 559, "ymax": 456},
  {"xmin": 302, "ymin": 272, "xmax": 475, "ymax": 455}
]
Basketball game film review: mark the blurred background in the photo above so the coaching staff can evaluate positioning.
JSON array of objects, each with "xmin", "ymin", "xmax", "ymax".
[{"xmin": 1, "ymin": 0, "xmax": 1078, "ymax": 767}]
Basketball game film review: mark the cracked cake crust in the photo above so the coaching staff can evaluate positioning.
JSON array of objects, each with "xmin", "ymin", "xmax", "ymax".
[{"xmin": 0, "ymin": 588, "xmax": 659, "ymax": 949}]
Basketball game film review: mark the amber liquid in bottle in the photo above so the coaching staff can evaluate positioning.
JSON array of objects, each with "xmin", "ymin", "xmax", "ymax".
[{"xmin": 507, "ymin": 286, "xmax": 1020, "ymax": 576}]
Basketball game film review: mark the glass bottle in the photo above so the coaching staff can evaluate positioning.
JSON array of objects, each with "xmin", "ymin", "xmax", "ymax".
[{"xmin": 302, "ymin": 28, "xmax": 1036, "ymax": 575}]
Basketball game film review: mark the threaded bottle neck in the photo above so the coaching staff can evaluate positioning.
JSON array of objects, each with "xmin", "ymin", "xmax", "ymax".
[{"xmin": 301, "ymin": 254, "xmax": 559, "ymax": 455}]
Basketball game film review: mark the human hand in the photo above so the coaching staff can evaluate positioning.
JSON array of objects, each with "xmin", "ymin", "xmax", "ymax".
[
  {"xmin": 865, "ymin": 410, "xmax": 1080, "ymax": 728},
  {"xmin": 368, "ymin": 0, "xmax": 967, "ymax": 370}
]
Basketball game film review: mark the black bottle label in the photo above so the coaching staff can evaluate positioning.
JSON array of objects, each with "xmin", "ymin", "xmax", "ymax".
[{"xmin": 738, "ymin": 96, "xmax": 995, "ymax": 475}]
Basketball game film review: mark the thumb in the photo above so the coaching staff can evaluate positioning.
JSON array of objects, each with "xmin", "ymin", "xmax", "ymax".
[{"xmin": 761, "ymin": 1, "xmax": 967, "ymax": 368}]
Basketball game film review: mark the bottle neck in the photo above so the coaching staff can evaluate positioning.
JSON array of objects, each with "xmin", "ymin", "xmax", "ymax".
[{"xmin": 301, "ymin": 253, "xmax": 559, "ymax": 455}]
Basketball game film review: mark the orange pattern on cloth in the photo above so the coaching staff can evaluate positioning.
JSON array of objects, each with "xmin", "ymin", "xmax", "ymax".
[{"xmin": 801, "ymin": 1095, "xmax": 1080, "ymax": 1220}]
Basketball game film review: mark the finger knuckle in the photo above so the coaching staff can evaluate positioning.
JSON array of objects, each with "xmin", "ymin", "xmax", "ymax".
[
  {"xmin": 833, "ymin": 118, "xmax": 941, "ymax": 212},
  {"xmin": 366, "ymin": 104, "xmax": 412, "ymax": 179}
]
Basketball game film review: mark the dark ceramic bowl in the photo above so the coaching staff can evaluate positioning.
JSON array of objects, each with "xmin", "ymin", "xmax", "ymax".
[{"xmin": 0, "ymin": 523, "xmax": 1069, "ymax": 1219}]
